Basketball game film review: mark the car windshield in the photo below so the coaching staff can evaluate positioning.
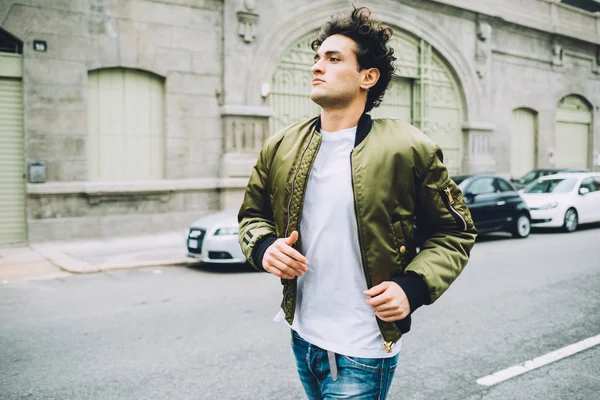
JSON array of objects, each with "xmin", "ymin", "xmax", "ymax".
[
  {"xmin": 452, "ymin": 176, "xmax": 468, "ymax": 186},
  {"xmin": 519, "ymin": 171, "xmax": 539, "ymax": 183},
  {"xmin": 524, "ymin": 178, "xmax": 577, "ymax": 194}
]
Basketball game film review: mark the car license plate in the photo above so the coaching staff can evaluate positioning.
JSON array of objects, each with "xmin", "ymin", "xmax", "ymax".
[{"xmin": 188, "ymin": 239, "xmax": 199, "ymax": 249}]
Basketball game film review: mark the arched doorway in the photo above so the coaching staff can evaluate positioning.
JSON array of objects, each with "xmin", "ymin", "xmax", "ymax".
[
  {"xmin": 88, "ymin": 68, "xmax": 165, "ymax": 180},
  {"xmin": 510, "ymin": 108, "xmax": 537, "ymax": 179},
  {"xmin": 555, "ymin": 95, "xmax": 592, "ymax": 169},
  {"xmin": 269, "ymin": 29, "xmax": 465, "ymax": 174},
  {"xmin": 269, "ymin": 31, "xmax": 321, "ymax": 135}
]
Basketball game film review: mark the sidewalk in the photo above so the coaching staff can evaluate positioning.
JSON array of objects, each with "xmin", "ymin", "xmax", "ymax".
[{"xmin": 0, "ymin": 231, "xmax": 196, "ymax": 283}]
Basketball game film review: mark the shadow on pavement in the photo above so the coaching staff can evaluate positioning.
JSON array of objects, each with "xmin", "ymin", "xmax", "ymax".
[
  {"xmin": 531, "ymin": 221, "xmax": 600, "ymax": 234},
  {"xmin": 474, "ymin": 233, "xmax": 515, "ymax": 243},
  {"xmin": 187, "ymin": 262, "xmax": 258, "ymax": 274}
]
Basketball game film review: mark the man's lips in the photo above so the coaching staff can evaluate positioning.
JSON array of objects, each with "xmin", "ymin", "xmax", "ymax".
[{"xmin": 312, "ymin": 78, "xmax": 325, "ymax": 84}]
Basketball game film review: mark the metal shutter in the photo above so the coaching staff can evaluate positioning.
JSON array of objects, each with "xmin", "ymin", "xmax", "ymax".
[
  {"xmin": 0, "ymin": 76, "xmax": 25, "ymax": 245},
  {"xmin": 555, "ymin": 122, "xmax": 589, "ymax": 169},
  {"xmin": 88, "ymin": 68, "xmax": 165, "ymax": 180},
  {"xmin": 510, "ymin": 108, "xmax": 536, "ymax": 178},
  {"xmin": 556, "ymin": 96, "xmax": 591, "ymax": 169}
]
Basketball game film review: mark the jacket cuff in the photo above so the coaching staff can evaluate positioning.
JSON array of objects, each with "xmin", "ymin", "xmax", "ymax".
[
  {"xmin": 392, "ymin": 272, "xmax": 431, "ymax": 314},
  {"xmin": 252, "ymin": 235, "xmax": 277, "ymax": 271}
]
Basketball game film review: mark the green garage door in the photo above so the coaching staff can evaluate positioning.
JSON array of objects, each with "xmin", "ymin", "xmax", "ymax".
[
  {"xmin": 88, "ymin": 68, "xmax": 165, "ymax": 180},
  {"xmin": 555, "ymin": 95, "xmax": 591, "ymax": 169},
  {"xmin": 0, "ymin": 53, "xmax": 25, "ymax": 245},
  {"xmin": 511, "ymin": 108, "xmax": 537, "ymax": 178}
]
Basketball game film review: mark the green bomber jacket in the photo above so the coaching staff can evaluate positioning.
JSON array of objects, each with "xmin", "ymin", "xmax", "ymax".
[{"xmin": 238, "ymin": 113, "xmax": 477, "ymax": 351}]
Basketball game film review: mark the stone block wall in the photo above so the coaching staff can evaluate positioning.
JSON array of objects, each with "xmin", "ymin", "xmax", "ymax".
[
  {"xmin": 0, "ymin": 0, "xmax": 598, "ymax": 242},
  {"xmin": 0, "ymin": 0, "xmax": 225, "ymax": 241}
]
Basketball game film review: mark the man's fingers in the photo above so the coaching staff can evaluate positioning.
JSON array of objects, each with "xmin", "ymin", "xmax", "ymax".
[
  {"xmin": 366, "ymin": 293, "xmax": 390, "ymax": 307},
  {"xmin": 285, "ymin": 230, "xmax": 299, "ymax": 246},
  {"xmin": 269, "ymin": 258, "xmax": 303, "ymax": 278},
  {"xmin": 372, "ymin": 302, "xmax": 397, "ymax": 312},
  {"xmin": 273, "ymin": 252, "xmax": 308, "ymax": 273},
  {"xmin": 363, "ymin": 282, "xmax": 388, "ymax": 297},
  {"xmin": 264, "ymin": 263, "xmax": 296, "ymax": 279},
  {"xmin": 279, "ymin": 243, "xmax": 309, "ymax": 266},
  {"xmin": 376, "ymin": 310, "xmax": 407, "ymax": 320}
]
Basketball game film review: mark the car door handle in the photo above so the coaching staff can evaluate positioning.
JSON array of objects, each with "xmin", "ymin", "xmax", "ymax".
[{"xmin": 496, "ymin": 201, "xmax": 506, "ymax": 206}]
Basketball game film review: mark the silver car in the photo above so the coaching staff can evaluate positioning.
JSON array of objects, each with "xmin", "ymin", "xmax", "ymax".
[{"xmin": 186, "ymin": 210, "xmax": 246, "ymax": 264}]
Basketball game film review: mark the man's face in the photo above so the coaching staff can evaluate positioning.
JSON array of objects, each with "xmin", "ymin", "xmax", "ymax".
[{"xmin": 310, "ymin": 34, "xmax": 363, "ymax": 109}]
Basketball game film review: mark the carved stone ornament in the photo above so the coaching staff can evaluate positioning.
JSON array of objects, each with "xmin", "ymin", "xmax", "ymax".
[
  {"xmin": 552, "ymin": 38, "xmax": 563, "ymax": 67},
  {"xmin": 237, "ymin": 0, "xmax": 259, "ymax": 43},
  {"xmin": 475, "ymin": 21, "xmax": 492, "ymax": 79},
  {"xmin": 476, "ymin": 21, "xmax": 492, "ymax": 62}
]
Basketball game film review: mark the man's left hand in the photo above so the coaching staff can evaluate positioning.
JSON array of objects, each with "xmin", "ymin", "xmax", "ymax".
[{"xmin": 363, "ymin": 281, "xmax": 410, "ymax": 322}]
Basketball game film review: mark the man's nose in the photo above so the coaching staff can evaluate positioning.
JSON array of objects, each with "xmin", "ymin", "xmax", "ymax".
[{"xmin": 311, "ymin": 60, "xmax": 324, "ymax": 75}]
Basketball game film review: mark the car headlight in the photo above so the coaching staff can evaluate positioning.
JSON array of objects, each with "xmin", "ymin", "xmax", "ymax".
[
  {"xmin": 189, "ymin": 229, "xmax": 203, "ymax": 238},
  {"xmin": 214, "ymin": 227, "xmax": 239, "ymax": 236},
  {"xmin": 538, "ymin": 202, "xmax": 558, "ymax": 210}
]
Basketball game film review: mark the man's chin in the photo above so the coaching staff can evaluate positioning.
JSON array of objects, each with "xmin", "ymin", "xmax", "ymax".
[{"xmin": 309, "ymin": 92, "xmax": 326, "ymax": 107}]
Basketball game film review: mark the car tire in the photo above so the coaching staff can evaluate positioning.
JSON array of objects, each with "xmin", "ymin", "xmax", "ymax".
[
  {"xmin": 512, "ymin": 213, "xmax": 531, "ymax": 238},
  {"xmin": 563, "ymin": 208, "xmax": 578, "ymax": 233}
]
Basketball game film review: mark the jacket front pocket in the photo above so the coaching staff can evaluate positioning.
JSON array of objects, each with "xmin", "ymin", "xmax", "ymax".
[{"xmin": 391, "ymin": 220, "xmax": 408, "ymax": 265}]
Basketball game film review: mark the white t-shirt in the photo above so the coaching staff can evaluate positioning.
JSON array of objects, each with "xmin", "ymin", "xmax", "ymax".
[{"xmin": 275, "ymin": 126, "xmax": 401, "ymax": 358}]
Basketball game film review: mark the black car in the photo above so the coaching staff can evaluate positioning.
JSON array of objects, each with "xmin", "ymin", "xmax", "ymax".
[
  {"xmin": 452, "ymin": 175, "xmax": 532, "ymax": 238},
  {"xmin": 511, "ymin": 168, "xmax": 590, "ymax": 189}
]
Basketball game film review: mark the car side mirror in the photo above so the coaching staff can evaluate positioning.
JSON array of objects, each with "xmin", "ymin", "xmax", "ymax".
[
  {"xmin": 579, "ymin": 187, "xmax": 590, "ymax": 195},
  {"xmin": 464, "ymin": 192, "xmax": 475, "ymax": 203}
]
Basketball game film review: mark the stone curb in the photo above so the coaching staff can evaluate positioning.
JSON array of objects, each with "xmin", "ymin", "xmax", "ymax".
[
  {"xmin": 92, "ymin": 258, "xmax": 197, "ymax": 273},
  {"xmin": 31, "ymin": 247, "xmax": 197, "ymax": 274}
]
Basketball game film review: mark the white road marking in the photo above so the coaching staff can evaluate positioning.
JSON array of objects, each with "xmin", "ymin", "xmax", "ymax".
[{"xmin": 477, "ymin": 334, "xmax": 600, "ymax": 387}]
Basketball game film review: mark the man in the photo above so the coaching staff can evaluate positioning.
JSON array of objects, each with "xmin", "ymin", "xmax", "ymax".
[{"xmin": 238, "ymin": 7, "xmax": 477, "ymax": 400}]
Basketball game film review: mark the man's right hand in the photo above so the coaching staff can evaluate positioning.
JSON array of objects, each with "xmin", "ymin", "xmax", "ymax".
[{"xmin": 262, "ymin": 231, "xmax": 309, "ymax": 279}]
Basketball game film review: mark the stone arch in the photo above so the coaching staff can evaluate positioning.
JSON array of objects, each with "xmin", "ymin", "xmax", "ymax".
[
  {"xmin": 263, "ymin": 10, "xmax": 472, "ymax": 173},
  {"xmin": 248, "ymin": 1, "xmax": 480, "ymax": 123},
  {"xmin": 87, "ymin": 64, "xmax": 166, "ymax": 80}
]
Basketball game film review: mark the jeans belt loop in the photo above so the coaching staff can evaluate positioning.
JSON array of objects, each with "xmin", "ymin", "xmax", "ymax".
[{"xmin": 327, "ymin": 351, "xmax": 338, "ymax": 382}]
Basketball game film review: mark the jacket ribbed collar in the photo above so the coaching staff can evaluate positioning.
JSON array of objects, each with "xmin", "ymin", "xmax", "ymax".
[{"xmin": 314, "ymin": 113, "xmax": 373, "ymax": 148}]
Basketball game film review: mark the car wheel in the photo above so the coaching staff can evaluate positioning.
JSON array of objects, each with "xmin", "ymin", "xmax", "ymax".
[
  {"xmin": 512, "ymin": 213, "xmax": 531, "ymax": 238},
  {"xmin": 563, "ymin": 208, "xmax": 578, "ymax": 233}
]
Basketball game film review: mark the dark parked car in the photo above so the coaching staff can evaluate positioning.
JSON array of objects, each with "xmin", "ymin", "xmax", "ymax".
[
  {"xmin": 511, "ymin": 168, "xmax": 590, "ymax": 189},
  {"xmin": 452, "ymin": 175, "xmax": 531, "ymax": 238},
  {"xmin": 414, "ymin": 175, "xmax": 531, "ymax": 244}
]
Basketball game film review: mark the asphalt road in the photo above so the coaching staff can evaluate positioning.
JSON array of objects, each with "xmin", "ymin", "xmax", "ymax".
[{"xmin": 1, "ymin": 226, "xmax": 599, "ymax": 400}]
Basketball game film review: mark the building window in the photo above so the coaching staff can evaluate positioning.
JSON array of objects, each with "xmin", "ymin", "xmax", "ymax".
[{"xmin": 87, "ymin": 68, "xmax": 165, "ymax": 180}]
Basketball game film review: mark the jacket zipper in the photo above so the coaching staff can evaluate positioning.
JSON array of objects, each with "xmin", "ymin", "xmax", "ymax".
[
  {"xmin": 443, "ymin": 187, "xmax": 467, "ymax": 231},
  {"xmin": 350, "ymin": 150, "xmax": 395, "ymax": 353},
  {"xmin": 283, "ymin": 131, "xmax": 321, "ymax": 325},
  {"xmin": 285, "ymin": 131, "xmax": 317, "ymax": 237}
]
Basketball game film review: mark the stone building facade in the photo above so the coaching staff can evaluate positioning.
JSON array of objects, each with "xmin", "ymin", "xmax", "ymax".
[{"xmin": 0, "ymin": 0, "xmax": 598, "ymax": 244}]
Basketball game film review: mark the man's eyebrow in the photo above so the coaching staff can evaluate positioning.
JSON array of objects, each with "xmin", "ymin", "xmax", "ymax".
[{"xmin": 313, "ymin": 50, "xmax": 343, "ymax": 61}]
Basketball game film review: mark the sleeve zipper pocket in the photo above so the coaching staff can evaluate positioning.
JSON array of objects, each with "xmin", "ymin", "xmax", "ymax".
[{"xmin": 443, "ymin": 187, "xmax": 467, "ymax": 231}]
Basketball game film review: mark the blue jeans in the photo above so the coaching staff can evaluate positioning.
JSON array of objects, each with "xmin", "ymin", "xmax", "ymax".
[{"xmin": 291, "ymin": 330, "xmax": 399, "ymax": 400}]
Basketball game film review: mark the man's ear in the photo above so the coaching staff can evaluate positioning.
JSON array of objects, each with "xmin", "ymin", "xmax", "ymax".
[{"xmin": 361, "ymin": 68, "xmax": 380, "ymax": 90}]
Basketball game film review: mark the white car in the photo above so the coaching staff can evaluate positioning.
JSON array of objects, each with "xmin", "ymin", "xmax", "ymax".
[
  {"xmin": 186, "ymin": 210, "xmax": 246, "ymax": 263},
  {"xmin": 521, "ymin": 172, "xmax": 600, "ymax": 232}
]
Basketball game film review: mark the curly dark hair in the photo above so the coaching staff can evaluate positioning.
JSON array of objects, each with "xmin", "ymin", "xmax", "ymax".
[{"xmin": 311, "ymin": 6, "xmax": 396, "ymax": 112}]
